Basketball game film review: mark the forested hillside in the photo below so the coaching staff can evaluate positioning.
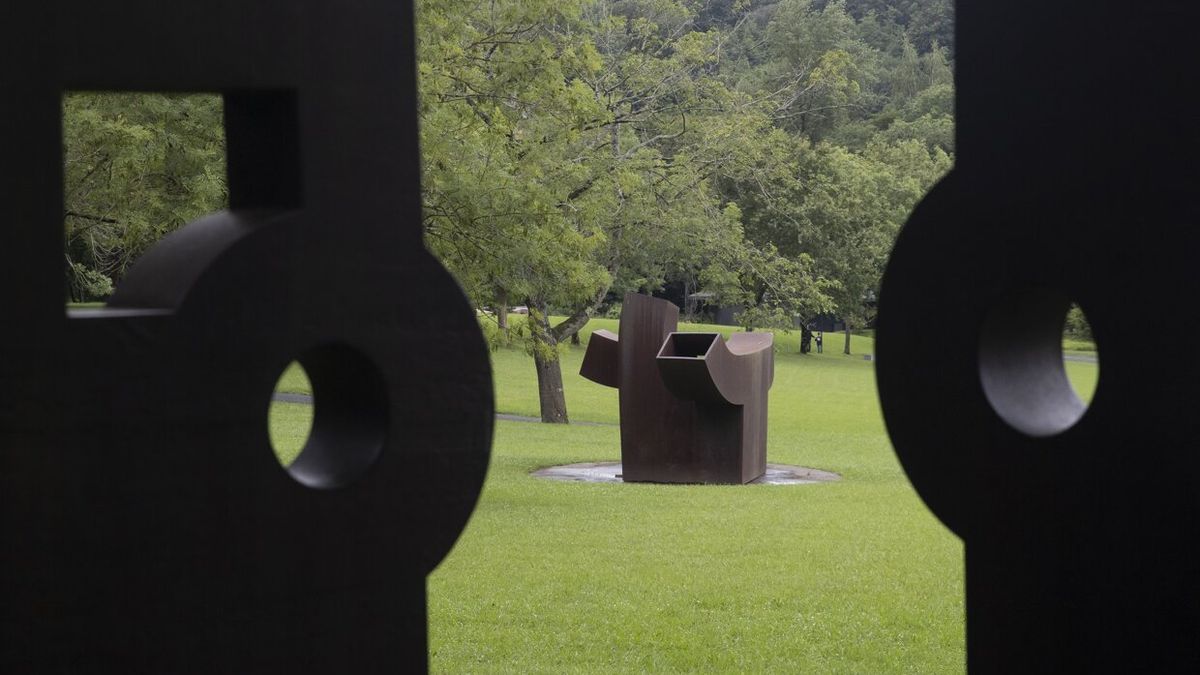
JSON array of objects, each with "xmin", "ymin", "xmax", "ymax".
[
  {"xmin": 62, "ymin": 0, "xmax": 953, "ymax": 421},
  {"xmin": 419, "ymin": 0, "xmax": 952, "ymax": 418}
]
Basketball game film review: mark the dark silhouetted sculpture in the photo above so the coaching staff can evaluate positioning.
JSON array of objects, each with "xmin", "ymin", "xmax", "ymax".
[
  {"xmin": 2, "ymin": 1, "xmax": 492, "ymax": 672},
  {"xmin": 581, "ymin": 293, "xmax": 773, "ymax": 484},
  {"xmin": 10, "ymin": 0, "xmax": 1200, "ymax": 670},
  {"xmin": 877, "ymin": 1, "xmax": 1200, "ymax": 671}
]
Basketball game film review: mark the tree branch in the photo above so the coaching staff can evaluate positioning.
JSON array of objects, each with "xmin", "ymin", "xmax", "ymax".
[{"xmin": 65, "ymin": 211, "xmax": 120, "ymax": 224}]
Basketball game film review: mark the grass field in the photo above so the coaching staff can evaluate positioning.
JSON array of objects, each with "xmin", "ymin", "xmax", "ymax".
[
  {"xmin": 268, "ymin": 316, "xmax": 1100, "ymax": 672},
  {"xmin": 268, "ymin": 366, "xmax": 313, "ymax": 466}
]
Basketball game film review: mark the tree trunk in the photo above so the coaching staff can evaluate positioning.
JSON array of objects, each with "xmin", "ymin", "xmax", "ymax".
[
  {"xmin": 570, "ymin": 332, "xmax": 581, "ymax": 345},
  {"xmin": 496, "ymin": 290, "xmax": 509, "ymax": 335},
  {"xmin": 534, "ymin": 346, "xmax": 569, "ymax": 423},
  {"xmin": 843, "ymin": 323, "xmax": 852, "ymax": 355},
  {"xmin": 529, "ymin": 286, "xmax": 608, "ymax": 423},
  {"xmin": 530, "ymin": 304, "xmax": 569, "ymax": 423},
  {"xmin": 800, "ymin": 325, "xmax": 813, "ymax": 354}
]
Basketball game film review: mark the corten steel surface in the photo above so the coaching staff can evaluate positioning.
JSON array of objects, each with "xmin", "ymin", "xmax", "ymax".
[
  {"xmin": 581, "ymin": 293, "xmax": 773, "ymax": 483},
  {"xmin": 877, "ymin": 1, "xmax": 1200, "ymax": 671},
  {"xmin": 1, "ymin": 1, "xmax": 493, "ymax": 672}
]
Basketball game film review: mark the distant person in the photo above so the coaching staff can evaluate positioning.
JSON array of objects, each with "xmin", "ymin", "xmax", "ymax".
[{"xmin": 815, "ymin": 331, "xmax": 823, "ymax": 353}]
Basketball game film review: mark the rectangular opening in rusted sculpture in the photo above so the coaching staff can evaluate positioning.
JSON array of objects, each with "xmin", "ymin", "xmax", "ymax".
[{"xmin": 658, "ymin": 333, "xmax": 718, "ymax": 359}]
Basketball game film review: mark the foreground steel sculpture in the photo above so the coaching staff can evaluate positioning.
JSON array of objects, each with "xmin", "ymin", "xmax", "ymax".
[
  {"xmin": 581, "ymin": 293, "xmax": 773, "ymax": 484},
  {"xmin": 2, "ymin": 1, "xmax": 492, "ymax": 671},
  {"xmin": 8, "ymin": 0, "xmax": 1200, "ymax": 671},
  {"xmin": 877, "ymin": 1, "xmax": 1200, "ymax": 671}
]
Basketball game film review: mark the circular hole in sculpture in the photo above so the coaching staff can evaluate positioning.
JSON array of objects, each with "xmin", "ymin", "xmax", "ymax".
[
  {"xmin": 979, "ymin": 292, "xmax": 1099, "ymax": 437},
  {"xmin": 269, "ymin": 361, "xmax": 315, "ymax": 466},
  {"xmin": 268, "ymin": 343, "xmax": 388, "ymax": 489},
  {"xmin": 1062, "ymin": 303, "xmax": 1099, "ymax": 406}
]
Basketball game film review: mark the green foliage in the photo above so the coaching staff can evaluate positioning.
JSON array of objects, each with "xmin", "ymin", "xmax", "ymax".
[
  {"xmin": 523, "ymin": 307, "xmax": 569, "ymax": 362},
  {"xmin": 63, "ymin": 92, "xmax": 226, "ymax": 301},
  {"xmin": 1065, "ymin": 305, "xmax": 1093, "ymax": 340},
  {"xmin": 419, "ymin": 0, "xmax": 780, "ymax": 323},
  {"xmin": 416, "ymin": 0, "xmax": 955, "ymax": 419},
  {"xmin": 822, "ymin": 0, "xmax": 954, "ymax": 54},
  {"xmin": 66, "ymin": 261, "xmax": 114, "ymax": 301},
  {"xmin": 61, "ymin": 1, "xmax": 956, "ymax": 420},
  {"xmin": 1062, "ymin": 337, "xmax": 1097, "ymax": 354},
  {"xmin": 700, "ymin": 238, "xmax": 836, "ymax": 331},
  {"xmin": 475, "ymin": 315, "xmax": 504, "ymax": 352}
]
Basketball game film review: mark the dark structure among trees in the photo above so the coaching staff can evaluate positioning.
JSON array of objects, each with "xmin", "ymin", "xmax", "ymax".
[{"xmin": 581, "ymin": 293, "xmax": 774, "ymax": 484}]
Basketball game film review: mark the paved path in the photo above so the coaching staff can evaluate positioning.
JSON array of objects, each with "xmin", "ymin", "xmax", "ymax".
[
  {"xmin": 494, "ymin": 413, "xmax": 615, "ymax": 426},
  {"xmin": 1063, "ymin": 354, "xmax": 1099, "ymax": 363},
  {"xmin": 531, "ymin": 461, "xmax": 840, "ymax": 485},
  {"xmin": 271, "ymin": 392, "xmax": 616, "ymax": 426}
]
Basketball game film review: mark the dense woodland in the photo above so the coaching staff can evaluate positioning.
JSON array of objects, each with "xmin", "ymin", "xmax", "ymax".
[{"xmin": 63, "ymin": 0, "xmax": 954, "ymax": 422}]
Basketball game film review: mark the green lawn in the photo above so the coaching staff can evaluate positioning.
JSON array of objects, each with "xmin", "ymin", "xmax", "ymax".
[
  {"xmin": 1065, "ymin": 357, "xmax": 1099, "ymax": 404},
  {"xmin": 267, "ymin": 316, "xmax": 1100, "ymax": 672},
  {"xmin": 268, "ymin": 367, "xmax": 312, "ymax": 466},
  {"xmin": 267, "ymin": 401, "xmax": 311, "ymax": 466},
  {"xmin": 437, "ymin": 318, "xmax": 954, "ymax": 673},
  {"xmin": 1062, "ymin": 334, "xmax": 1097, "ymax": 354}
]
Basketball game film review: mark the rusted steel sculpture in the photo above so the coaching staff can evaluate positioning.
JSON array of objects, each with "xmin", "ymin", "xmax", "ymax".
[{"xmin": 581, "ymin": 293, "xmax": 773, "ymax": 484}]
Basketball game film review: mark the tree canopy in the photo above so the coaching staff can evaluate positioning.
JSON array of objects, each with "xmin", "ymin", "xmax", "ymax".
[
  {"xmin": 63, "ymin": 92, "xmax": 225, "ymax": 301},
  {"xmin": 416, "ymin": 0, "xmax": 954, "ymax": 413},
  {"xmin": 61, "ymin": 0, "xmax": 955, "ymax": 419}
]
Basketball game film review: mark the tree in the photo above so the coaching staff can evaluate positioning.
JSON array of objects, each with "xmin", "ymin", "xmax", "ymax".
[
  {"xmin": 419, "ymin": 0, "xmax": 835, "ymax": 421},
  {"xmin": 419, "ymin": 0, "xmax": 956, "ymax": 419},
  {"xmin": 63, "ymin": 93, "xmax": 226, "ymax": 301},
  {"xmin": 723, "ymin": 131, "xmax": 949, "ymax": 353},
  {"xmin": 53, "ymin": 0, "xmax": 958, "ymax": 421},
  {"xmin": 708, "ymin": 0, "xmax": 954, "ymax": 354},
  {"xmin": 753, "ymin": 0, "xmax": 879, "ymax": 140},
  {"xmin": 418, "ymin": 0, "xmax": 614, "ymax": 421},
  {"xmin": 824, "ymin": 0, "xmax": 954, "ymax": 54}
]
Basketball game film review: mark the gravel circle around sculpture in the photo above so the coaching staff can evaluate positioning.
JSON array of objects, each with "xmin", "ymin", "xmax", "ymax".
[{"xmin": 531, "ymin": 462, "xmax": 840, "ymax": 485}]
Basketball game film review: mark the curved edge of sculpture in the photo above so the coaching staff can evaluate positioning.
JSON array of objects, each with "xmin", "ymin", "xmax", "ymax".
[
  {"xmin": 107, "ymin": 210, "xmax": 283, "ymax": 310},
  {"xmin": 580, "ymin": 329, "xmax": 620, "ymax": 388},
  {"xmin": 656, "ymin": 331, "xmax": 773, "ymax": 407}
]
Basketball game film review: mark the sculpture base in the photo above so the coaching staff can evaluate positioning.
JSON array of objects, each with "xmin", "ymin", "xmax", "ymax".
[{"xmin": 531, "ymin": 462, "xmax": 840, "ymax": 486}]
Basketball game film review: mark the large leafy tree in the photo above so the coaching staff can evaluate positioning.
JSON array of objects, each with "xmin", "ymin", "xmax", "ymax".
[
  {"xmin": 818, "ymin": 0, "xmax": 953, "ymax": 54},
  {"xmin": 419, "ymin": 0, "xmax": 614, "ymax": 421},
  {"xmin": 709, "ymin": 0, "xmax": 954, "ymax": 352},
  {"xmin": 728, "ymin": 136, "xmax": 949, "ymax": 352},
  {"xmin": 63, "ymin": 93, "xmax": 226, "ymax": 301},
  {"xmin": 419, "ymin": 0, "xmax": 831, "ymax": 422},
  {"xmin": 59, "ymin": 0, "xmax": 956, "ymax": 421}
]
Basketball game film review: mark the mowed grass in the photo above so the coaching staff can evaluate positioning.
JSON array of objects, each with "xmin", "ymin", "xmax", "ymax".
[
  {"xmin": 433, "ymin": 318, "xmax": 963, "ymax": 673},
  {"xmin": 268, "ymin": 366, "xmax": 313, "ymax": 466},
  {"xmin": 266, "ymin": 316, "xmax": 1100, "ymax": 672},
  {"xmin": 1065, "ymin": 358, "xmax": 1099, "ymax": 404}
]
